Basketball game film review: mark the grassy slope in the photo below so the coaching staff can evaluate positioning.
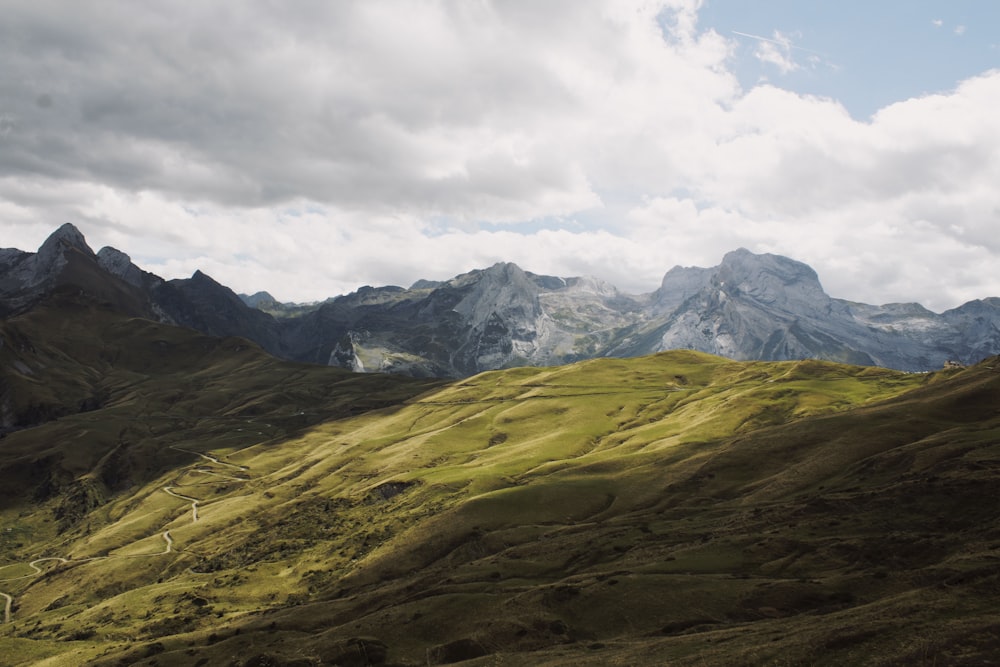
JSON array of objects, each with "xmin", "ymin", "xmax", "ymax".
[{"xmin": 2, "ymin": 302, "xmax": 999, "ymax": 665}]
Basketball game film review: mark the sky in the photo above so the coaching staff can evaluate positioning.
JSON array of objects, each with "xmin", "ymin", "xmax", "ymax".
[{"xmin": 1, "ymin": 0, "xmax": 998, "ymax": 311}]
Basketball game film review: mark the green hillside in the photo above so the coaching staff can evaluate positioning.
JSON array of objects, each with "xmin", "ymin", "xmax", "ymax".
[{"xmin": 2, "ymin": 297, "xmax": 999, "ymax": 665}]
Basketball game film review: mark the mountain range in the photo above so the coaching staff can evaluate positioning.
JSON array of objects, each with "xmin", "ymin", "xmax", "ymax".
[
  {"xmin": 3, "ymin": 223, "xmax": 1000, "ymax": 665},
  {"xmin": 3, "ymin": 223, "xmax": 999, "ymax": 376}
]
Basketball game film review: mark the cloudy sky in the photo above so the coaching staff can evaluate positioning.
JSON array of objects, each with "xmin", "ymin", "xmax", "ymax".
[{"xmin": 1, "ymin": 0, "xmax": 998, "ymax": 310}]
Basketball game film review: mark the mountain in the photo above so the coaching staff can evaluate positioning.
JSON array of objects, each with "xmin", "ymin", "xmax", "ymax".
[
  {"xmin": 151, "ymin": 270, "xmax": 286, "ymax": 357},
  {"xmin": 279, "ymin": 262, "xmax": 642, "ymax": 376},
  {"xmin": 283, "ymin": 249, "xmax": 999, "ymax": 375},
  {"xmin": 608, "ymin": 248, "xmax": 995, "ymax": 371},
  {"xmin": 3, "ymin": 225, "xmax": 1000, "ymax": 375},
  {"xmin": 0, "ymin": 225, "xmax": 288, "ymax": 359},
  {"xmin": 0, "ymin": 291, "xmax": 438, "ymax": 510},
  {"xmin": 238, "ymin": 290, "xmax": 278, "ymax": 309},
  {"xmin": 0, "ymin": 224, "xmax": 156, "ymax": 320}
]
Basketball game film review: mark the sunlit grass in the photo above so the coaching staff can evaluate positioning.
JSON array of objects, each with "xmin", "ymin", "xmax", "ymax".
[{"xmin": 2, "ymin": 302, "xmax": 997, "ymax": 666}]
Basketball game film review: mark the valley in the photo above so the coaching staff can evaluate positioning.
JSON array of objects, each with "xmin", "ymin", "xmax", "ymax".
[{"xmin": 1, "ymin": 291, "xmax": 999, "ymax": 664}]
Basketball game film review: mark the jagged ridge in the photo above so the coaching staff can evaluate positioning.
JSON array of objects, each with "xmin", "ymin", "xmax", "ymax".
[{"xmin": 3, "ymin": 225, "xmax": 1000, "ymax": 375}]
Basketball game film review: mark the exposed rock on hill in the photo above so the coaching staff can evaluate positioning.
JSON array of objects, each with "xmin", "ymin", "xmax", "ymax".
[{"xmin": 95, "ymin": 246, "xmax": 149, "ymax": 289}]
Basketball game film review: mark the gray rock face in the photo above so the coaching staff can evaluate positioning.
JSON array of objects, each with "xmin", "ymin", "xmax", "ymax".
[
  {"xmin": 96, "ymin": 247, "xmax": 148, "ymax": 289},
  {"xmin": 0, "ymin": 223, "xmax": 98, "ymax": 313},
  {"xmin": 37, "ymin": 222, "xmax": 93, "ymax": 263},
  {"xmin": 305, "ymin": 248, "xmax": 998, "ymax": 375},
  {"xmin": 937, "ymin": 298, "xmax": 1000, "ymax": 364},
  {"xmin": 273, "ymin": 261, "xmax": 643, "ymax": 376},
  {"xmin": 609, "ymin": 249, "xmax": 997, "ymax": 371},
  {"xmin": 614, "ymin": 250, "xmax": 875, "ymax": 365},
  {"xmin": 449, "ymin": 263, "xmax": 545, "ymax": 370},
  {"xmin": 651, "ymin": 264, "xmax": 713, "ymax": 315}
]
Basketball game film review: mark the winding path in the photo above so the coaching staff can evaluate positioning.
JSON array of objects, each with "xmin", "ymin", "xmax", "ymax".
[
  {"xmin": 192, "ymin": 467, "xmax": 249, "ymax": 482},
  {"xmin": 171, "ymin": 445, "xmax": 249, "ymax": 471},
  {"xmin": 1, "ymin": 447, "xmax": 250, "ymax": 624},
  {"xmin": 28, "ymin": 557, "xmax": 70, "ymax": 575},
  {"xmin": 161, "ymin": 530, "xmax": 173, "ymax": 554},
  {"xmin": 163, "ymin": 486, "xmax": 200, "ymax": 522},
  {"xmin": 0, "ymin": 530, "xmax": 177, "ymax": 623}
]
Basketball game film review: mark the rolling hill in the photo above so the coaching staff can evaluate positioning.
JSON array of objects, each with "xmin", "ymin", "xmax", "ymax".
[{"xmin": 2, "ymin": 293, "xmax": 998, "ymax": 665}]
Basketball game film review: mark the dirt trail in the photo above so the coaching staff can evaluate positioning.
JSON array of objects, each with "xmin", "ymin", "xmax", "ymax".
[
  {"xmin": 0, "ymin": 448, "xmax": 250, "ymax": 624},
  {"xmin": 163, "ymin": 486, "xmax": 200, "ymax": 522},
  {"xmin": 161, "ymin": 530, "xmax": 173, "ymax": 554},
  {"xmin": 171, "ymin": 445, "xmax": 249, "ymax": 471},
  {"xmin": 0, "ymin": 531, "xmax": 176, "ymax": 625},
  {"xmin": 191, "ymin": 467, "xmax": 248, "ymax": 482},
  {"xmin": 28, "ymin": 557, "xmax": 70, "ymax": 574}
]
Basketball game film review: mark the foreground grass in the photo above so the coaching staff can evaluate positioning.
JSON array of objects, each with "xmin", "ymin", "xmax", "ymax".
[{"xmin": 2, "ymin": 300, "xmax": 999, "ymax": 665}]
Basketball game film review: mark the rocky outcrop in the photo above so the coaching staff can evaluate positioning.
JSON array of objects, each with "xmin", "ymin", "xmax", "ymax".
[
  {"xmin": 0, "ymin": 224, "xmax": 95, "ymax": 313},
  {"xmin": 281, "ymin": 261, "xmax": 644, "ymax": 376},
  {"xmin": 96, "ymin": 246, "xmax": 153, "ymax": 290},
  {"xmin": 329, "ymin": 333, "xmax": 365, "ymax": 372}
]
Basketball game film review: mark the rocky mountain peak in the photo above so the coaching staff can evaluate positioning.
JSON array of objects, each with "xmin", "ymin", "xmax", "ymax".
[
  {"xmin": 35, "ymin": 222, "xmax": 94, "ymax": 272},
  {"xmin": 714, "ymin": 248, "xmax": 827, "ymax": 312},
  {"xmin": 485, "ymin": 261, "xmax": 522, "ymax": 276},
  {"xmin": 40, "ymin": 222, "xmax": 92, "ymax": 252},
  {"xmin": 653, "ymin": 264, "xmax": 713, "ymax": 314},
  {"xmin": 177, "ymin": 270, "xmax": 244, "ymax": 304},
  {"xmin": 95, "ymin": 245, "xmax": 130, "ymax": 272},
  {"xmin": 409, "ymin": 278, "xmax": 443, "ymax": 290},
  {"xmin": 189, "ymin": 269, "xmax": 217, "ymax": 285},
  {"xmin": 0, "ymin": 222, "xmax": 98, "ymax": 298},
  {"xmin": 96, "ymin": 246, "xmax": 132, "ymax": 273},
  {"xmin": 240, "ymin": 291, "xmax": 278, "ymax": 308},
  {"xmin": 717, "ymin": 248, "xmax": 818, "ymax": 284},
  {"xmin": 452, "ymin": 261, "xmax": 540, "ymax": 320},
  {"xmin": 97, "ymin": 246, "xmax": 151, "ymax": 289},
  {"xmin": 38, "ymin": 223, "xmax": 92, "ymax": 257}
]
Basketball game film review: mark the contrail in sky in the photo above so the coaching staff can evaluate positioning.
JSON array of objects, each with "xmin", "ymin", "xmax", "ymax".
[{"xmin": 731, "ymin": 30, "xmax": 826, "ymax": 56}]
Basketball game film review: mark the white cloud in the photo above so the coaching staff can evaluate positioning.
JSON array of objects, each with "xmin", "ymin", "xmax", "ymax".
[
  {"xmin": 932, "ymin": 19, "xmax": 943, "ymax": 28},
  {"xmin": 1, "ymin": 1, "xmax": 999, "ymax": 312},
  {"xmin": 752, "ymin": 32, "xmax": 800, "ymax": 74},
  {"xmin": 954, "ymin": 25, "xmax": 967, "ymax": 36}
]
